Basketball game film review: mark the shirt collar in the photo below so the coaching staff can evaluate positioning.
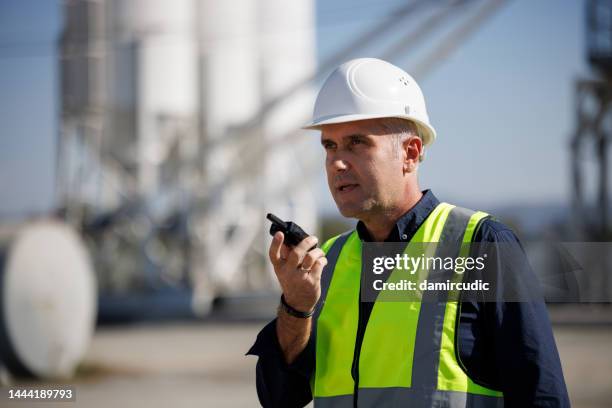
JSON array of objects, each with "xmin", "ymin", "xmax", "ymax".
[{"xmin": 355, "ymin": 189, "xmax": 440, "ymax": 242}]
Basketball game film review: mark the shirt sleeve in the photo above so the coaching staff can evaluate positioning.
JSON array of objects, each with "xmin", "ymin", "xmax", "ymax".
[
  {"xmin": 246, "ymin": 318, "xmax": 315, "ymax": 408},
  {"xmin": 459, "ymin": 218, "xmax": 571, "ymax": 407}
]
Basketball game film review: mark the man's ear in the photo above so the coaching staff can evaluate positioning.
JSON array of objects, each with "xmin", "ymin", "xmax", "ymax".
[{"xmin": 403, "ymin": 135, "xmax": 422, "ymax": 173}]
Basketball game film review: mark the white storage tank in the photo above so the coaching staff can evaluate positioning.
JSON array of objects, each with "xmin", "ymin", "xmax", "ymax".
[{"xmin": 0, "ymin": 220, "xmax": 96, "ymax": 379}]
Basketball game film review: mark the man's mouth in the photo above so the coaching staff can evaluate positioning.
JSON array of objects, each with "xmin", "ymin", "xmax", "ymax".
[{"xmin": 337, "ymin": 184, "xmax": 359, "ymax": 193}]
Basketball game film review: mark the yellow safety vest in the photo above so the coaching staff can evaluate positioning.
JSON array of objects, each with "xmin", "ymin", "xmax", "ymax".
[{"xmin": 311, "ymin": 202, "xmax": 504, "ymax": 407}]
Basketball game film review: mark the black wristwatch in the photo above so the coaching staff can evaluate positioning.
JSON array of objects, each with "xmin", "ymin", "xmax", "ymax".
[{"xmin": 279, "ymin": 294, "xmax": 315, "ymax": 318}]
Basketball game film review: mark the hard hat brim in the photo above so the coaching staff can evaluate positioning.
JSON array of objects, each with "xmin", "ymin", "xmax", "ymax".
[{"xmin": 302, "ymin": 113, "xmax": 436, "ymax": 147}]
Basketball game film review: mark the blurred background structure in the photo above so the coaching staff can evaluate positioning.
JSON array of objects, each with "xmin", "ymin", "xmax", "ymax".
[
  {"xmin": 572, "ymin": 0, "xmax": 612, "ymax": 241},
  {"xmin": 0, "ymin": 0, "xmax": 611, "ymax": 407},
  {"xmin": 57, "ymin": 0, "xmax": 319, "ymax": 318}
]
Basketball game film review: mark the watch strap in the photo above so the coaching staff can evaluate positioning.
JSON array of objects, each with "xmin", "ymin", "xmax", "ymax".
[{"xmin": 279, "ymin": 294, "xmax": 315, "ymax": 318}]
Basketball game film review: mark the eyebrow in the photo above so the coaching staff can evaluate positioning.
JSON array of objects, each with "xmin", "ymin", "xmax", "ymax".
[{"xmin": 320, "ymin": 133, "xmax": 369, "ymax": 145}]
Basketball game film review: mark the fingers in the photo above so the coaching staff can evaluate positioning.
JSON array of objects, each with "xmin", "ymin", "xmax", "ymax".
[
  {"xmin": 310, "ymin": 257, "xmax": 328, "ymax": 282},
  {"xmin": 300, "ymin": 248, "xmax": 325, "ymax": 271},
  {"xmin": 286, "ymin": 236, "xmax": 319, "ymax": 269},
  {"xmin": 269, "ymin": 231, "xmax": 284, "ymax": 267},
  {"xmin": 280, "ymin": 243, "xmax": 290, "ymax": 261}
]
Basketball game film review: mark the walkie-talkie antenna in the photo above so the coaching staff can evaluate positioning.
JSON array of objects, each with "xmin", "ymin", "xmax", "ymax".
[
  {"xmin": 266, "ymin": 213, "xmax": 315, "ymax": 250},
  {"xmin": 266, "ymin": 213, "xmax": 287, "ymax": 229}
]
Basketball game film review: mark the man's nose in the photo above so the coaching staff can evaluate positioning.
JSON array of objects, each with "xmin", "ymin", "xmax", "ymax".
[{"xmin": 328, "ymin": 156, "xmax": 349, "ymax": 172}]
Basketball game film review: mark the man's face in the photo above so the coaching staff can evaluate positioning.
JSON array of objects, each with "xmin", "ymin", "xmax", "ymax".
[{"xmin": 320, "ymin": 119, "xmax": 406, "ymax": 219}]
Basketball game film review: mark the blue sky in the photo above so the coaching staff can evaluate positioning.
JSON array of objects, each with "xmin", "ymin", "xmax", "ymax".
[
  {"xmin": 0, "ymin": 0, "xmax": 60, "ymax": 217},
  {"xmin": 0, "ymin": 0, "xmax": 591, "ymax": 218},
  {"xmin": 417, "ymin": 0, "xmax": 587, "ymax": 209}
]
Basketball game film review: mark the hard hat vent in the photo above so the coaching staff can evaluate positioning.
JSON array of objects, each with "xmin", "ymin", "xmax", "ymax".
[{"xmin": 399, "ymin": 76, "xmax": 410, "ymax": 86}]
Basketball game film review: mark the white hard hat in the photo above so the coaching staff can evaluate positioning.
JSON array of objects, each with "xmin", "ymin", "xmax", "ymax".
[{"xmin": 303, "ymin": 58, "xmax": 436, "ymax": 147}]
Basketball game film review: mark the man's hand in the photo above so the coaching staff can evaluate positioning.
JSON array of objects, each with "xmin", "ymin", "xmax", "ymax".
[
  {"xmin": 269, "ymin": 231, "xmax": 328, "ymax": 312},
  {"xmin": 269, "ymin": 231, "xmax": 327, "ymax": 365}
]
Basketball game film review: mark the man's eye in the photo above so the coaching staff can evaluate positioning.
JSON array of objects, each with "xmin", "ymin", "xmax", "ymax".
[{"xmin": 350, "ymin": 138, "xmax": 362, "ymax": 145}]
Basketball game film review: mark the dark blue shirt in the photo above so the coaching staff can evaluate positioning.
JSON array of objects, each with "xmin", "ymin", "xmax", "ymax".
[{"xmin": 246, "ymin": 190, "xmax": 570, "ymax": 407}]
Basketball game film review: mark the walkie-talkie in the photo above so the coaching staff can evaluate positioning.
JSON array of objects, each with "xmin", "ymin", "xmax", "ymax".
[{"xmin": 267, "ymin": 213, "xmax": 317, "ymax": 250}]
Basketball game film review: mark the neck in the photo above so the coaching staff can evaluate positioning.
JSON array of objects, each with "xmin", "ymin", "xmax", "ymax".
[{"xmin": 361, "ymin": 189, "xmax": 423, "ymax": 242}]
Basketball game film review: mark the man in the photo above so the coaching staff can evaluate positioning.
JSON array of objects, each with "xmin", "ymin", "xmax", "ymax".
[{"xmin": 247, "ymin": 58, "xmax": 569, "ymax": 407}]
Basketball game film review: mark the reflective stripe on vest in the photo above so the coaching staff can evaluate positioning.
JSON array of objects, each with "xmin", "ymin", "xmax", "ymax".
[{"xmin": 313, "ymin": 203, "xmax": 504, "ymax": 407}]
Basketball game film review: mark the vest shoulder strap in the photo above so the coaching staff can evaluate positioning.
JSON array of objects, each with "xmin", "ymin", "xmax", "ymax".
[{"xmin": 314, "ymin": 230, "xmax": 353, "ymax": 322}]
